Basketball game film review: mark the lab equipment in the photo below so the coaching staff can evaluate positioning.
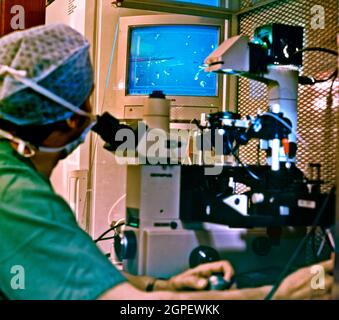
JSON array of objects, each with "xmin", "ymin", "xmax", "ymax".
[
  {"xmin": 207, "ymin": 273, "xmax": 233, "ymax": 291},
  {"xmin": 143, "ymin": 91, "xmax": 170, "ymax": 131},
  {"xmin": 115, "ymin": 15, "xmax": 225, "ymax": 121},
  {"xmin": 205, "ymin": 23, "xmax": 303, "ymax": 149},
  {"xmin": 110, "ymin": 24, "xmax": 335, "ymax": 282},
  {"xmin": 171, "ymin": 0, "xmax": 219, "ymax": 6},
  {"xmin": 189, "ymin": 246, "xmax": 234, "ymax": 290},
  {"xmin": 128, "ymin": 25, "xmax": 219, "ymax": 97}
]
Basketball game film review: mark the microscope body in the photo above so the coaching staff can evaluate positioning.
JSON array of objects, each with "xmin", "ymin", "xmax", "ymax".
[
  {"xmin": 116, "ymin": 164, "xmax": 333, "ymax": 285},
  {"xmin": 109, "ymin": 24, "xmax": 335, "ymax": 285}
]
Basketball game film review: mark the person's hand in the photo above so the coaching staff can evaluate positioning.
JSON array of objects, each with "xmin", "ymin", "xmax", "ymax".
[
  {"xmin": 155, "ymin": 261, "xmax": 234, "ymax": 292},
  {"xmin": 273, "ymin": 259, "xmax": 334, "ymax": 300}
]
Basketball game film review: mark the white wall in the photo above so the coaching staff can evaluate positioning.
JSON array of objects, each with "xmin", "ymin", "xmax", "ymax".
[
  {"xmin": 46, "ymin": 0, "xmax": 94, "ymax": 232},
  {"xmin": 46, "ymin": 0, "xmax": 86, "ymax": 32}
]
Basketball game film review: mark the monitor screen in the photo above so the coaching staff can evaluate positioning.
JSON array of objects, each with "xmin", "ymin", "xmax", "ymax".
[
  {"xmin": 127, "ymin": 25, "xmax": 220, "ymax": 97},
  {"xmin": 171, "ymin": 0, "xmax": 219, "ymax": 6}
]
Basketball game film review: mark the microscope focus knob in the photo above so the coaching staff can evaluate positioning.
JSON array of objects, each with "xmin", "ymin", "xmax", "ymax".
[
  {"xmin": 189, "ymin": 246, "xmax": 220, "ymax": 269},
  {"xmin": 114, "ymin": 230, "xmax": 137, "ymax": 260},
  {"xmin": 252, "ymin": 193, "xmax": 265, "ymax": 204},
  {"xmin": 207, "ymin": 273, "xmax": 233, "ymax": 291},
  {"xmin": 189, "ymin": 246, "xmax": 234, "ymax": 291}
]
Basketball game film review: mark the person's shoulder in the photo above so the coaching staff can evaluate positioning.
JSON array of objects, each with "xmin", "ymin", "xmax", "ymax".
[
  {"xmin": 0, "ymin": 155, "xmax": 52, "ymax": 200},
  {"xmin": 0, "ymin": 154, "xmax": 76, "ymax": 224},
  {"xmin": 0, "ymin": 143, "xmax": 75, "ymax": 221}
]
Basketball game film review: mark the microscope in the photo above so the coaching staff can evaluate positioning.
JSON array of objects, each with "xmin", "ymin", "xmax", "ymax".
[{"xmin": 94, "ymin": 24, "xmax": 335, "ymax": 288}]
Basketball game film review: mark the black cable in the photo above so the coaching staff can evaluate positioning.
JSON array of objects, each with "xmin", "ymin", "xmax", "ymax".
[
  {"xmin": 205, "ymin": 61, "xmax": 224, "ymax": 67},
  {"xmin": 265, "ymin": 187, "xmax": 334, "ymax": 300},
  {"xmin": 299, "ymin": 69, "xmax": 337, "ymax": 85},
  {"xmin": 299, "ymin": 69, "xmax": 338, "ymax": 85},
  {"xmin": 294, "ymin": 47, "xmax": 338, "ymax": 86},
  {"xmin": 318, "ymin": 69, "xmax": 337, "ymax": 83},
  {"xmin": 295, "ymin": 47, "xmax": 338, "ymax": 57},
  {"xmin": 257, "ymin": 143, "xmax": 261, "ymax": 166},
  {"xmin": 94, "ymin": 223, "xmax": 125, "ymax": 243},
  {"xmin": 96, "ymin": 236, "xmax": 116, "ymax": 242},
  {"xmin": 326, "ymin": 72, "xmax": 337, "ymax": 109},
  {"xmin": 227, "ymin": 139, "xmax": 260, "ymax": 181},
  {"xmin": 232, "ymin": 151, "xmax": 261, "ymax": 181},
  {"xmin": 192, "ymin": 118, "xmax": 205, "ymax": 131},
  {"xmin": 330, "ymin": 72, "xmax": 337, "ymax": 91}
]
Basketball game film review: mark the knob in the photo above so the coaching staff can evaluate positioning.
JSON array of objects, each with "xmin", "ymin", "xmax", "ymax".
[
  {"xmin": 207, "ymin": 273, "xmax": 233, "ymax": 291},
  {"xmin": 252, "ymin": 193, "xmax": 265, "ymax": 204},
  {"xmin": 189, "ymin": 246, "xmax": 220, "ymax": 269},
  {"xmin": 114, "ymin": 230, "xmax": 137, "ymax": 260}
]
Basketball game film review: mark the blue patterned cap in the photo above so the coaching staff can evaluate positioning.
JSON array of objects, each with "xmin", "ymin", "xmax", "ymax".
[{"xmin": 0, "ymin": 24, "xmax": 94, "ymax": 125}]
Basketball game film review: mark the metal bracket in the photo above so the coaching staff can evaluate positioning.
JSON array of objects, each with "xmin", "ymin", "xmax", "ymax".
[{"xmin": 111, "ymin": 0, "xmax": 234, "ymax": 19}]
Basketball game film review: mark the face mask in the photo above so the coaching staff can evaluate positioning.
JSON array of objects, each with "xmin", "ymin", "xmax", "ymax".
[
  {"xmin": 0, "ymin": 65, "xmax": 96, "ymax": 157},
  {"xmin": 0, "ymin": 129, "xmax": 36, "ymax": 158},
  {"xmin": 38, "ymin": 121, "xmax": 96, "ymax": 157}
]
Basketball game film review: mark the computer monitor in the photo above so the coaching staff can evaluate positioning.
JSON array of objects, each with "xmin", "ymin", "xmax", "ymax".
[
  {"xmin": 171, "ymin": 0, "xmax": 220, "ymax": 6},
  {"xmin": 116, "ymin": 15, "xmax": 227, "ymax": 122},
  {"xmin": 128, "ymin": 25, "xmax": 219, "ymax": 97}
]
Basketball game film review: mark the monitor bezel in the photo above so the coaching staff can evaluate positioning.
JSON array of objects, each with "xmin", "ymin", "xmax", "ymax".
[{"xmin": 116, "ymin": 15, "xmax": 226, "ymax": 116}]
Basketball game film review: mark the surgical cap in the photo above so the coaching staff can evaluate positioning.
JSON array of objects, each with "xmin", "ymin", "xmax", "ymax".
[{"xmin": 0, "ymin": 24, "xmax": 94, "ymax": 126}]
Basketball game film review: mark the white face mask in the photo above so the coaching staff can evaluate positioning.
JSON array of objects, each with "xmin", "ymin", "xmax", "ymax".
[
  {"xmin": 0, "ymin": 65, "xmax": 96, "ymax": 157},
  {"xmin": 38, "ymin": 121, "xmax": 96, "ymax": 157},
  {"xmin": 0, "ymin": 121, "xmax": 95, "ymax": 158},
  {"xmin": 0, "ymin": 129, "xmax": 35, "ymax": 158}
]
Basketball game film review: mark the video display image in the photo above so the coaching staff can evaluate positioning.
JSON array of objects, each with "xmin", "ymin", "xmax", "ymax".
[
  {"xmin": 172, "ymin": 0, "xmax": 219, "ymax": 6},
  {"xmin": 128, "ymin": 25, "xmax": 220, "ymax": 97}
]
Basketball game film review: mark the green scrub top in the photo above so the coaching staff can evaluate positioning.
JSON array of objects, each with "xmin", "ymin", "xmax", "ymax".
[{"xmin": 0, "ymin": 140, "xmax": 126, "ymax": 300}]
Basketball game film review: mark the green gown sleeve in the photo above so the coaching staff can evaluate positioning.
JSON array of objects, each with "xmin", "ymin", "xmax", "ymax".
[{"xmin": 0, "ymin": 149, "xmax": 127, "ymax": 300}]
